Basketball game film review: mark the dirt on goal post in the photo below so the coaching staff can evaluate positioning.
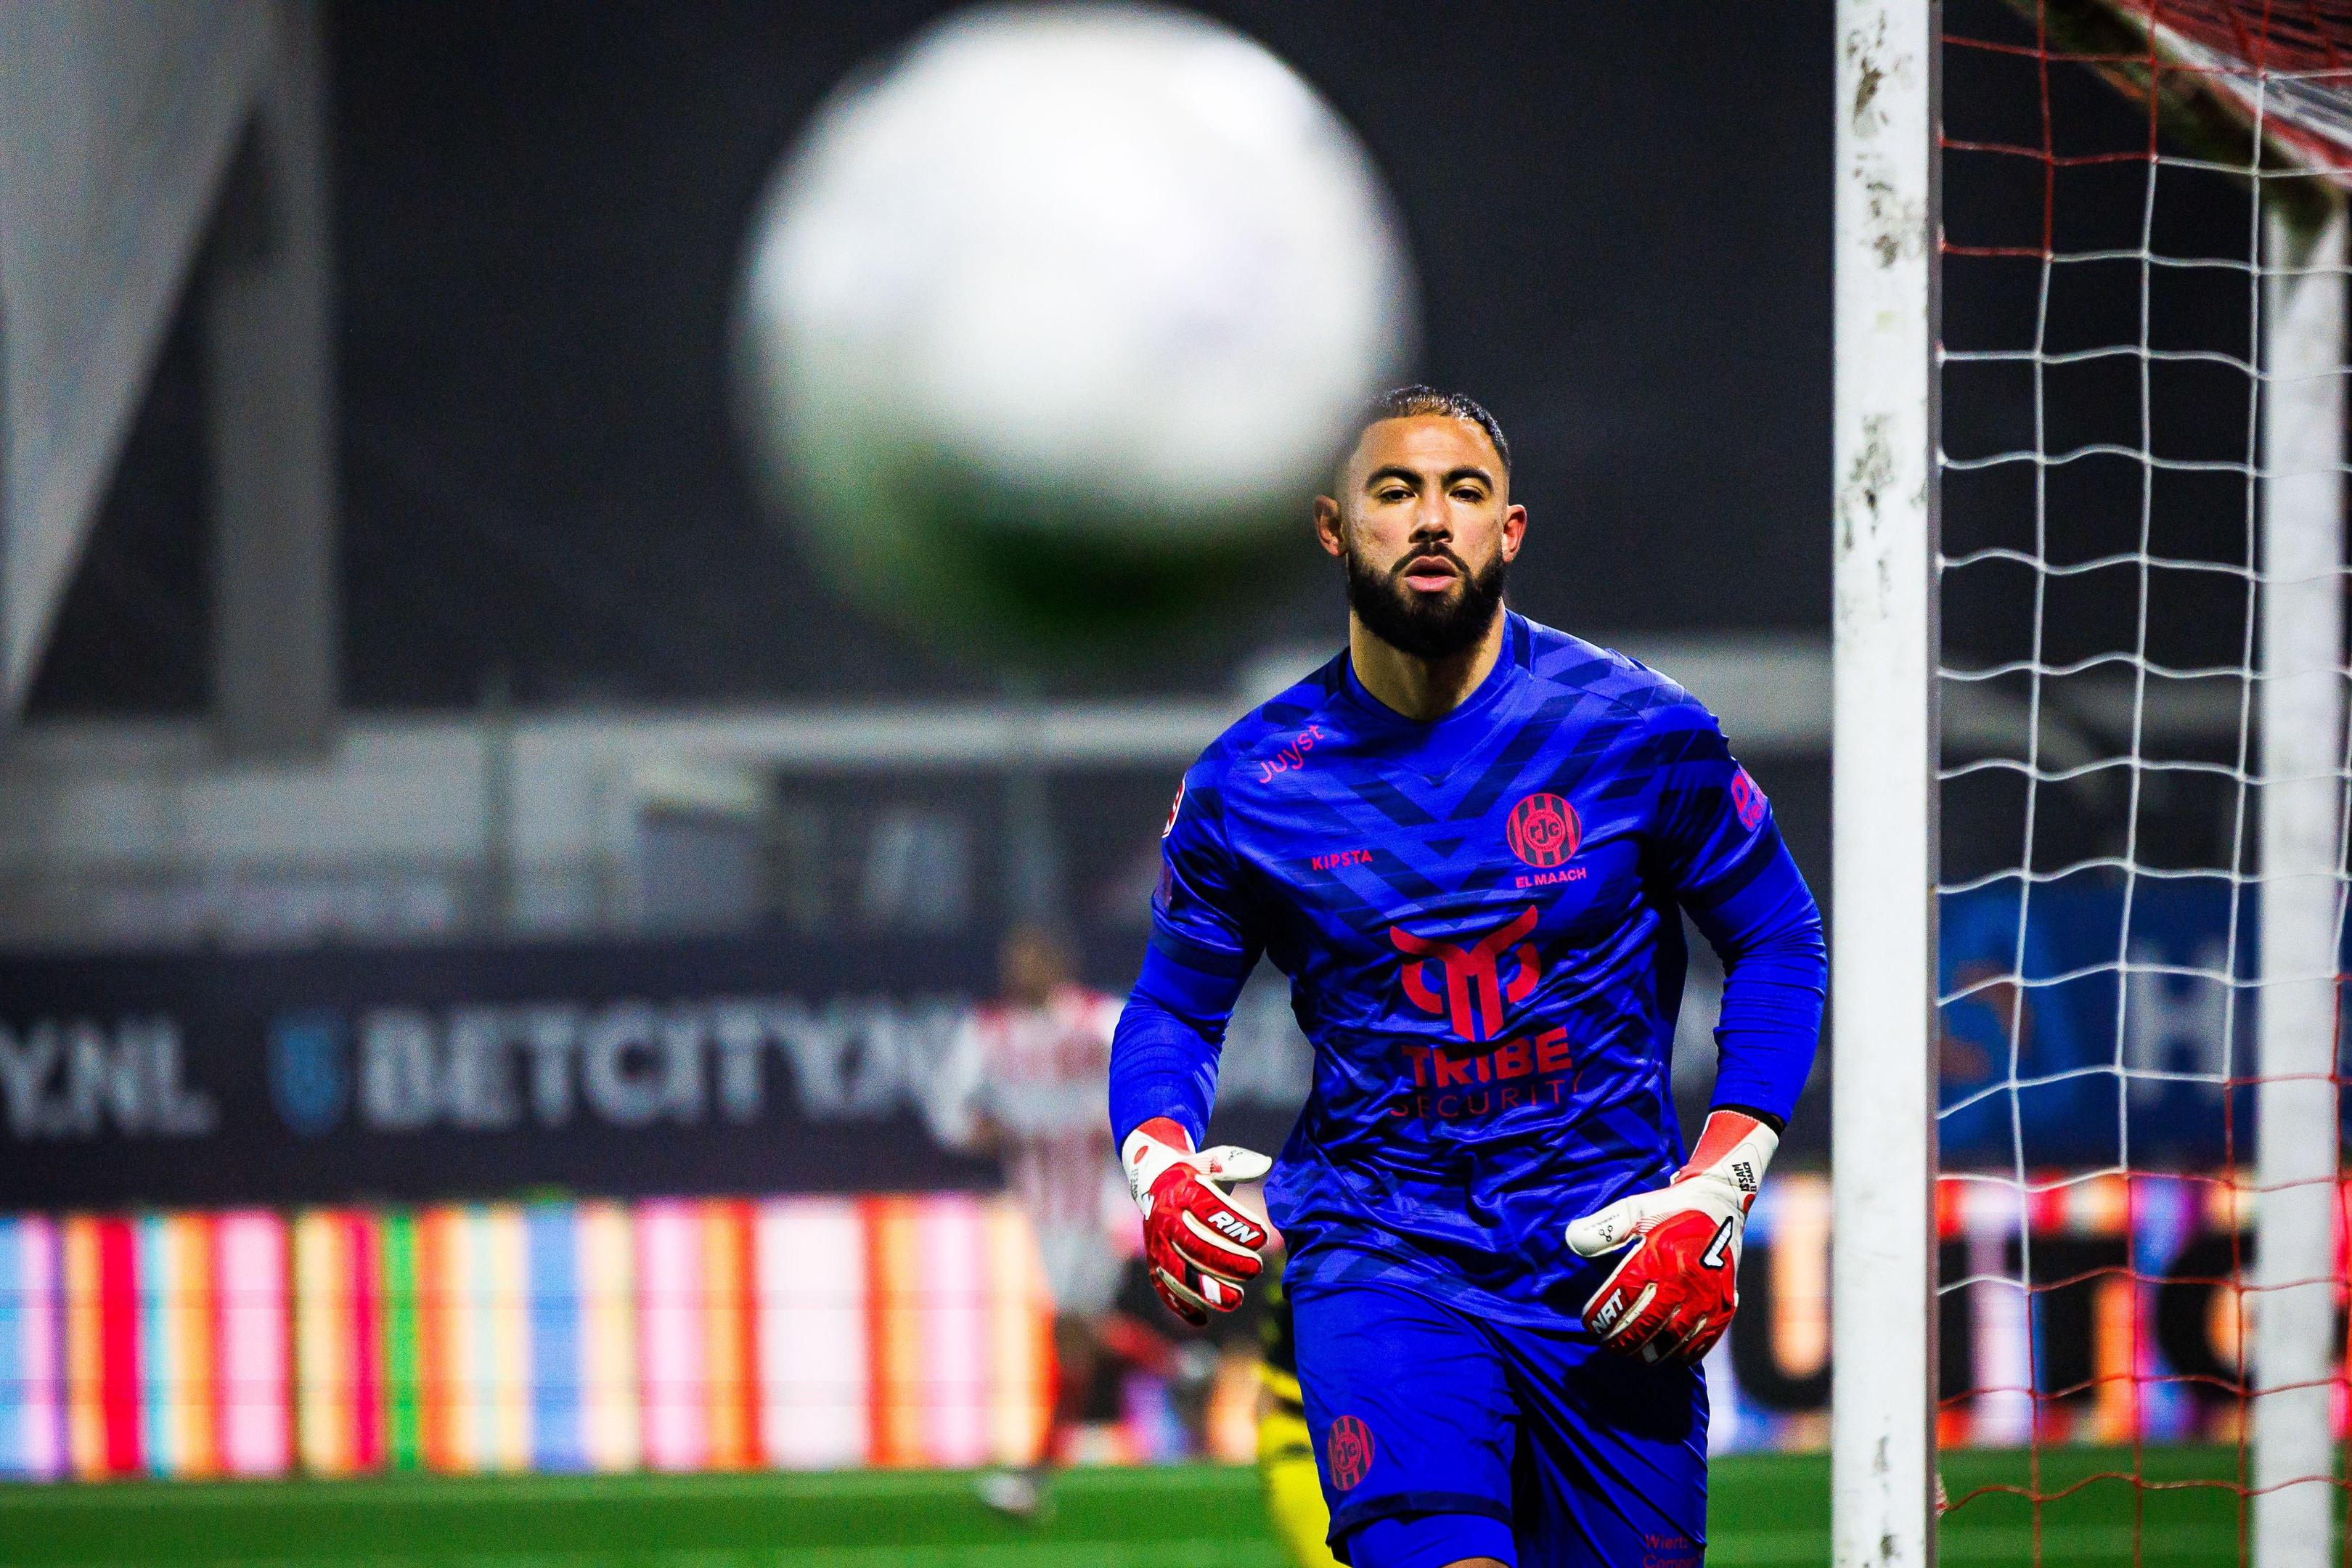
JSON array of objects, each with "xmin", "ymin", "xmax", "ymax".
[{"xmin": 1923, "ymin": 2, "xmax": 2351, "ymax": 1566}]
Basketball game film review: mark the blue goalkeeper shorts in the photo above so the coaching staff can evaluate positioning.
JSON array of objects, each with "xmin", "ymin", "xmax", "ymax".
[{"xmin": 1289, "ymin": 1271, "xmax": 1708, "ymax": 1568}]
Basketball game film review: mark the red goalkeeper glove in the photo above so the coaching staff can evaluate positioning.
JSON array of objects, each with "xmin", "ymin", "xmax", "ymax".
[
  {"xmin": 1121, "ymin": 1116, "xmax": 1272, "ymax": 1326},
  {"xmin": 1564, "ymin": 1110, "xmax": 1778, "ymax": 1365}
]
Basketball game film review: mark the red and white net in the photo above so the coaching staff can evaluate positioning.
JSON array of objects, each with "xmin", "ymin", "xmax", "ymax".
[
  {"xmin": 1938, "ymin": 1, "xmax": 2351, "ymax": 1561},
  {"xmin": 2133, "ymin": 1, "xmax": 2352, "ymax": 176}
]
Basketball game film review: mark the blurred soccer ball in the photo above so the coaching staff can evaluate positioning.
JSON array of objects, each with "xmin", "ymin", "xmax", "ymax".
[{"xmin": 734, "ymin": 1, "xmax": 1416, "ymax": 658}]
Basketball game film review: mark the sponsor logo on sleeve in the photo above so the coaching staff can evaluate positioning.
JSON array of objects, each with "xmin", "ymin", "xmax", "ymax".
[{"xmin": 1731, "ymin": 768, "xmax": 1768, "ymax": 831}]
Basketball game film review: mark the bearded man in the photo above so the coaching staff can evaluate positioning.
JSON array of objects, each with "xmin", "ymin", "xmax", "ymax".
[{"xmin": 1106, "ymin": 386, "xmax": 1825, "ymax": 1568}]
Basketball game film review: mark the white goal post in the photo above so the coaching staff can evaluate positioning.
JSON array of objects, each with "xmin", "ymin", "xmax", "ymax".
[
  {"xmin": 2253, "ymin": 192, "xmax": 2345, "ymax": 1568},
  {"xmin": 1834, "ymin": 6, "xmax": 2350, "ymax": 1568},
  {"xmin": 1832, "ymin": 4, "xmax": 1940, "ymax": 1567}
]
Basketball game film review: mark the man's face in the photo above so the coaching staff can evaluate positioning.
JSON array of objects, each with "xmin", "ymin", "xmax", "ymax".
[{"xmin": 1315, "ymin": 415, "xmax": 1526, "ymax": 660}]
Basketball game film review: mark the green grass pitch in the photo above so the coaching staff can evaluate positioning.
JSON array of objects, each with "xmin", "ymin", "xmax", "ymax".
[{"xmin": 0, "ymin": 1447, "xmax": 2264, "ymax": 1567}]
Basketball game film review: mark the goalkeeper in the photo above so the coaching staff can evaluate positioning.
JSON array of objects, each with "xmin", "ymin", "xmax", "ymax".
[{"xmin": 1108, "ymin": 388, "xmax": 1824, "ymax": 1568}]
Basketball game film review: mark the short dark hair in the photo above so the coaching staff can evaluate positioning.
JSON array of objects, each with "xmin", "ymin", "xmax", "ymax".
[{"xmin": 1360, "ymin": 385, "xmax": 1511, "ymax": 473}]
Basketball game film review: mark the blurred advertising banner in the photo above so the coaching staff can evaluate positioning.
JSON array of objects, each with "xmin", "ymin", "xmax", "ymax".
[
  {"xmin": 0, "ymin": 1194, "xmax": 1050, "ymax": 1482},
  {"xmin": 0, "ymin": 1175, "xmax": 2299, "ymax": 1481},
  {"xmin": 0, "ymin": 935, "xmax": 1310, "ymax": 1209},
  {"xmin": 1713, "ymin": 1173, "xmax": 2300, "ymax": 1453},
  {"xmin": 0, "ymin": 875, "xmax": 2266, "ymax": 1208}
]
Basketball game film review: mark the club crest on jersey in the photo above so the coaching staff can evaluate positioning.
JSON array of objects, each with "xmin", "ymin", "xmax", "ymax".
[
  {"xmin": 1389, "ymin": 905, "xmax": 1543, "ymax": 1042},
  {"xmin": 1326, "ymin": 1414, "xmax": 1375, "ymax": 1490},
  {"xmin": 1506, "ymin": 792, "xmax": 1581, "ymax": 867}
]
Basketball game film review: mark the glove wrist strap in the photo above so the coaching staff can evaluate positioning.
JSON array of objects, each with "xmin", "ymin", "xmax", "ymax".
[
  {"xmin": 1122, "ymin": 1125, "xmax": 1189, "ymax": 1206},
  {"xmin": 1674, "ymin": 1109, "xmax": 1780, "ymax": 1204}
]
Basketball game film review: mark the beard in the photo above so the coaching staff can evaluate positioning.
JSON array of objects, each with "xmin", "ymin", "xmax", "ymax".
[{"xmin": 1344, "ymin": 539, "xmax": 1508, "ymax": 661}]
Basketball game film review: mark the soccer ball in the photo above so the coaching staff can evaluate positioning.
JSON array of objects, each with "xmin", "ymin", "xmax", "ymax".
[{"xmin": 733, "ymin": 1, "xmax": 1416, "ymax": 659}]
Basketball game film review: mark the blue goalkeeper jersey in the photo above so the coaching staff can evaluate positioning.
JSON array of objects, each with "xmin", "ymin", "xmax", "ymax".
[{"xmin": 1108, "ymin": 613, "xmax": 1825, "ymax": 1326}]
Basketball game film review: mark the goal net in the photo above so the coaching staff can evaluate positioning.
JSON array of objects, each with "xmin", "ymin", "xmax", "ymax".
[{"xmin": 1839, "ymin": 2, "xmax": 2351, "ymax": 1564}]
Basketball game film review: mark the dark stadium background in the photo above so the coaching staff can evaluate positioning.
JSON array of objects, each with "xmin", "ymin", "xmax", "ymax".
[
  {"xmin": 0, "ymin": 4, "xmax": 2306, "ymax": 1556},
  {"xmin": 23, "ymin": 0, "xmax": 2267, "ymax": 1166},
  {"xmin": 37, "ymin": 3, "xmax": 1836, "ymax": 716},
  {"xmin": 32, "ymin": 7, "xmax": 1845, "ymax": 1156}
]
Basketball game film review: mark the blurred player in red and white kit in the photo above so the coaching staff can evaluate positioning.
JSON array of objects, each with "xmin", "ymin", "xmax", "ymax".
[{"xmin": 936, "ymin": 924, "xmax": 1127, "ymax": 1517}]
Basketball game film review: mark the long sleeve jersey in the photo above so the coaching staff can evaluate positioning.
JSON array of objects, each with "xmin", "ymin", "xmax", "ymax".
[{"xmin": 1107, "ymin": 613, "xmax": 1825, "ymax": 1326}]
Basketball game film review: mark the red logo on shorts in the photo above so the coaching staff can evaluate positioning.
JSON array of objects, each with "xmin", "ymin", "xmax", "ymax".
[
  {"xmin": 1506, "ymin": 793, "xmax": 1580, "ymax": 867},
  {"xmin": 1327, "ymin": 1414, "xmax": 1375, "ymax": 1490}
]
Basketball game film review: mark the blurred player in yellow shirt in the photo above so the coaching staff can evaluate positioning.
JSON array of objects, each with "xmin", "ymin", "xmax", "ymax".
[{"xmin": 1256, "ymin": 1253, "xmax": 1338, "ymax": 1568}]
